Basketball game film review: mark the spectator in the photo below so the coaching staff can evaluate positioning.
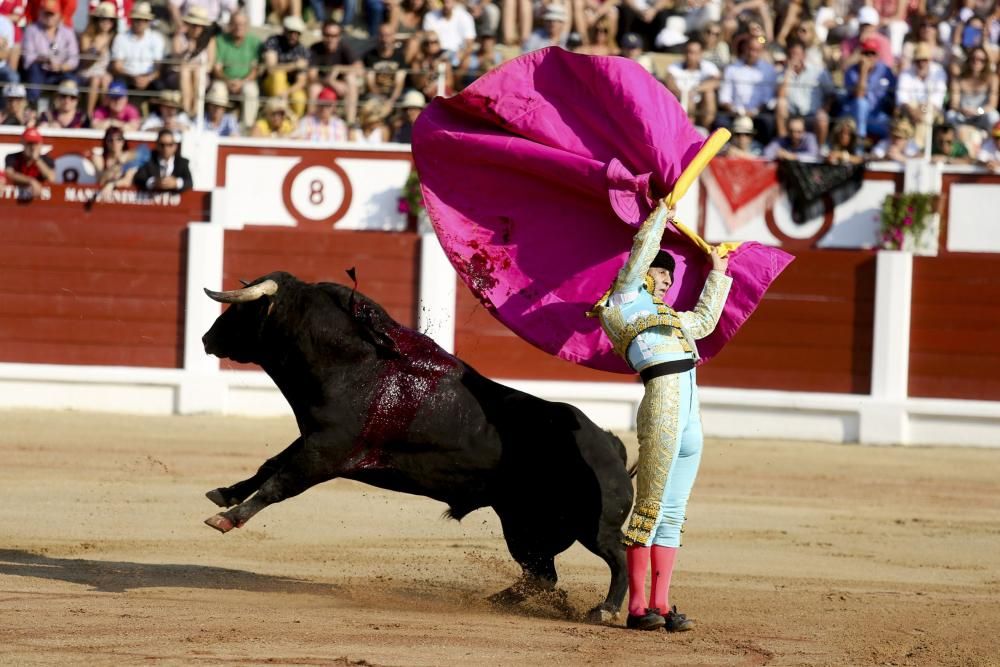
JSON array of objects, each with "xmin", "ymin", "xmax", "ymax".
[
  {"xmin": 717, "ymin": 35, "xmax": 778, "ymax": 144},
  {"xmin": 363, "ymin": 22, "xmax": 407, "ymax": 106},
  {"xmin": 787, "ymin": 19, "xmax": 823, "ymax": 69},
  {"xmin": 350, "ymin": 95, "xmax": 390, "ymax": 143},
  {"xmin": 467, "ymin": 0, "xmax": 500, "ymax": 40},
  {"xmin": 654, "ymin": 15, "xmax": 689, "ymax": 53},
  {"xmin": 700, "ymin": 21, "xmax": 730, "ymax": 69},
  {"xmin": 134, "ymin": 128, "xmax": 192, "ymax": 192},
  {"xmin": 457, "ymin": 29, "xmax": 502, "ymax": 83},
  {"xmin": 871, "ymin": 0, "xmax": 913, "ymax": 58},
  {"xmin": 619, "ymin": 0, "xmax": 672, "ymax": 51},
  {"xmin": 252, "ymin": 96, "xmax": 296, "ymax": 137},
  {"xmin": 407, "ymin": 32, "xmax": 454, "ymax": 99},
  {"xmin": 620, "ymin": 31, "xmax": 653, "ymax": 74},
  {"xmin": 397, "ymin": 0, "xmax": 431, "ymax": 39},
  {"xmin": 666, "ymin": 38, "xmax": 720, "ymax": 129},
  {"xmin": 500, "ymin": 0, "xmax": 530, "ymax": 46},
  {"xmin": 267, "ymin": 0, "xmax": 301, "ymax": 26},
  {"xmin": 165, "ymin": 6, "xmax": 216, "ymax": 116},
  {"xmin": 213, "ymin": 10, "xmax": 259, "ymax": 129},
  {"xmin": 896, "ymin": 41, "xmax": 947, "ymax": 149},
  {"xmin": 202, "ymin": 80, "xmax": 239, "ymax": 135},
  {"xmin": 26, "ymin": 0, "xmax": 75, "ymax": 27},
  {"xmin": 763, "ymin": 115, "xmax": 818, "ymax": 160},
  {"xmin": 726, "ymin": 114, "xmax": 762, "ymax": 156},
  {"xmin": 523, "ymin": 4, "xmax": 567, "ymax": 52},
  {"xmin": 39, "ymin": 78, "xmax": 87, "ymax": 127},
  {"xmin": 91, "ymin": 125, "xmax": 150, "ymax": 197},
  {"xmin": 294, "ymin": 86, "xmax": 347, "ymax": 142},
  {"xmin": 4, "ymin": 127, "xmax": 54, "ymax": 197},
  {"xmin": 946, "ymin": 45, "xmax": 999, "ymax": 134},
  {"xmin": 977, "ymin": 120, "xmax": 1000, "ymax": 170},
  {"xmin": 167, "ymin": 0, "xmax": 236, "ymax": 32},
  {"xmin": 826, "ymin": 116, "xmax": 864, "ymax": 165},
  {"xmin": 390, "ymin": 88, "xmax": 423, "ymax": 142},
  {"xmin": 422, "ymin": 0, "xmax": 475, "ymax": 65},
  {"xmin": 0, "ymin": 11, "xmax": 19, "ymax": 89},
  {"xmin": 308, "ymin": 20, "xmax": 360, "ymax": 124},
  {"xmin": 871, "ymin": 117, "xmax": 920, "ymax": 161},
  {"xmin": 22, "ymin": 0, "xmax": 78, "ymax": 103},
  {"xmin": 109, "ymin": 2, "xmax": 166, "ymax": 94},
  {"xmin": 577, "ymin": 17, "xmax": 616, "ymax": 55},
  {"xmin": 579, "ymin": 0, "xmax": 618, "ymax": 48},
  {"xmin": 91, "ymin": 79, "xmax": 140, "ymax": 129},
  {"xmin": 140, "ymin": 89, "xmax": 192, "ymax": 132},
  {"xmin": 79, "ymin": 1, "xmax": 116, "ymax": 117},
  {"xmin": 931, "ymin": 123, "xmax": 973, "ymax": 164},
  {"xmin": 899, "ymin": 17, "xmax": 949, "ymax": 71},
  {"xmin": 842, "ymin": 37, "xmax": 896, "ymax": 142},
  {"xmin": 841, "ymin": 7, "xmax": 892, "ymax": 67},
  {"xmin": 261, "ymin": 15, "xmax": 309, "ymax": 118},
  {"xmin": 776, "ymin": 39, "xmax": 833, "ymax": 147},
  {"xmin": 1, "ymin": 82, "xmax": 32, "ymax": 124}
]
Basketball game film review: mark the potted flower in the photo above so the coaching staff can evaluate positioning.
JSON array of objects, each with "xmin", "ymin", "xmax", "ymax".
[
  {"xmin": 879, "ymin": 192, "xmax": 939, "ymax": 252},
  {"xmin": 398, "ymin": 169, "xmax": 426, "ymax": 232}
]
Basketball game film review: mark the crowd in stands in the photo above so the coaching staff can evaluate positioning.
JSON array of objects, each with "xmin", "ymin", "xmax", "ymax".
[{"xmin": 0, "ymin": 0, "xmax": 999, "ymax": 169}]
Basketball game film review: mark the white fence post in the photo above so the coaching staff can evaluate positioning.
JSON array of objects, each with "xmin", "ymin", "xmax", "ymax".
[
  {"xmin": 177, "ymin": 223, "xmax": 227, "ymax": 413},
  {"xmin": 417, "ymin": 231, "xmax": 457, "ymax": 353}
]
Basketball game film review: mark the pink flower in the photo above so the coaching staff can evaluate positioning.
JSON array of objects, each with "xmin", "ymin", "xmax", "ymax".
[
  {"xmin": 902, "ymin": 216, "xmax": 913, "ymax": 227},
  {"xmin": 398, "ymin": 198, "xmax": 411, "ymax": 214}
]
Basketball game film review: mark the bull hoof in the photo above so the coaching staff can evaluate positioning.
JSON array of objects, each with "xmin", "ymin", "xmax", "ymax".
[
  {"xmin": 205, "ymin": 488, "xmax": 233, "ymax": 508},
  {"xmin": 204, "ymin": 514, "xmax": 236, "ymax": 533},
  {"xmin": 585, "ymin": 606, "xmax": 618, "ymax": 625}
]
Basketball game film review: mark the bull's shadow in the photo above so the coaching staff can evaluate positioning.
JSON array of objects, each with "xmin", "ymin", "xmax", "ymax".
[{"xmin": 0, "ymin": 549, "xmax": 335, "ymax": 595}]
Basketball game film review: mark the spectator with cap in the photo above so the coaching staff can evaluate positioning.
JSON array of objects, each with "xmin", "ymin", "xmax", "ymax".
[
  {"xmin": 422, "ymin": 0, "xmax": 476, "ymax": 65},
  {"xmin": 91, "ymin": 79, "xmax": 141, "ymax": 129},
  {"xmin": 133, "ymin": 127, "xmax": 192, "ymax": 192},
  {"xmin": 896, "ymin": 41, "xmax": 947, "ymax": 148},
  {"xmin": 251, "ymin": 96, "xmax": 296, "ymax": 137},
  {"xmin": 201, "ymin": 79, "xmax": 239, "ymax": 135},
  {"xmin": 870, "ymin": 117, "xmax": 920, "ymax": 162},
  {"xmin": 775, "ymin": 39, "xmax": 833, "ymax": 148},
  {"xmin": 977, "ymin": 120, "xmax": 1000, "ymax": 171},
  {"xmin": 0, "ymin": 11, "xmax": 20, "ymax": 89},
  {"xmin": 165, "ymin": 6, "xmax": 216, "ymax": 116},
  {"xmin": 620, "ymin": 32, "xmax": 653, "ymax": 73},
  {"xmin": 363, "ymin": 22, "xmax": 408, "ymax": 107},
  {"xmin": 725, "ymin": 114, "xmax": 762, "ymax": 156},
  {"xmin": 307, "ymin": 19, "xmax": 360, "ymax": 124},
  {"xmin": 717, "ymin": 35, "xmax": 778, "ymax": 144},
  {"xmin": 79, "ymin": 1, "xmax": 117, "ymax": 118},
  {"xmin": 140, "ymin": 89, "xmax": 192, "ymax": 132},
  {"xmin": 261, "ymin": 15, "xmax": 309, "ymax": 118},
  {"xmin": 213, "ymin": 10, "xmax": 259, "ymax": 129},
  {"xmin": 109, "ymin": 2, "xmax": 166, "ymax": 94},
  {"xmin": 390, "ymin": 88, "xmax": 423, "ymax": 142},
  {"xmin": 22, "ymin": 0, "xmax": 79, "ymax": 103},
  {"xmin": 294, "ymin": 86, "xmax": 347, "ymax": 142},
  {"xmin": 666, "ymin": 37, "xmax": 720, "ymax": 129},
  {"xmin": 4, "ymin": 126, "xmax": 54, "ymax": 197},
  {"xmin": 38, "ymin": 78, "xmax": 87, "ymax": 127},
  {"xmin": 841, "ymin": 7, "xmax": 891, "ymax": 67},
  {"xmin": 523, "ymin": 3, "xmax": 567, "ymax": 52},
  {"xmin": 763, "ymin": 114, "xmax": 819, "ymax": 160},
  {"xmin": 0, "ymin": 82, "xmax": 32, "ymax": 124},
  {"xmin": 841, "ymin": 35, "xmax": 896, "ymax": 143},
  {"xmin": 167, "ymin": 0, "xmax": 236, "ymax": 32}
]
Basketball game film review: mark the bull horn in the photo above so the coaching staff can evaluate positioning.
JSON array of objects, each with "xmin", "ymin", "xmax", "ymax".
[{"xmin": 204, "ymin": 279, "xmax": 279, "ymax": 303}]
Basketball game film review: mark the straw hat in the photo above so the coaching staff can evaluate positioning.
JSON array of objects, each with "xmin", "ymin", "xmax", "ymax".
[
  {"xmin": 183, "ymin": 6, "xmax": 212, "ymax": 26},
  {"xmin": 91, "ymin": 1, "xmax": 117, "ymax": 19},
  {"xmin": 130, "ymin": 1, "xmax": 155, "ymax": 20},
  {"xmin": 205, "ymin": 82, "xmax": 230, "ymax": 107},
  {"xmin": 359, "ymin": 97, "xmax": 390, "ymax": 124},
  {"xmin": 400, "ymin": 90, "xmax": 426, "ymax": 110},
  {"xmin": 282, "ymin": 15, "xmax": 306, "ymax": 33},
  {"xmin": 264, "ymin": 96, "xmax": 288, "ymax": 114},
  {"xmin": 157, "ymin": 89, "xmax": 183, "ymax": 109}
]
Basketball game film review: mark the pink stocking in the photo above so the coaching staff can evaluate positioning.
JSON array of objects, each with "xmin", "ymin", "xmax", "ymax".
[
  {"xmin": 626, "ymin": 545, "xmax": 651, "ymax": 616},
  {"xmin": 649, "ymin": 545, "xmax": 678, "ymax": 613}
]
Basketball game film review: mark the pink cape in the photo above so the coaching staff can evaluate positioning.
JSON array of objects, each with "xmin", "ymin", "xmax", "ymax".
[{"xmin": 412, "ymin": 47, "xmax": 793, "ymax": 374}]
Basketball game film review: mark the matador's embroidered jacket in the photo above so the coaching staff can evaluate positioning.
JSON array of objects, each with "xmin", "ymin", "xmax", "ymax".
[{"xmin": 596, "ymin": 205, "xmax": 733, "ymax": 369}]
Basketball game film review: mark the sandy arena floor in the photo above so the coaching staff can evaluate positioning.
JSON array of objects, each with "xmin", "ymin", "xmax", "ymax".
[{"xmin": 1, "ymin": 409, "xmax": 999, "ymax": 666}]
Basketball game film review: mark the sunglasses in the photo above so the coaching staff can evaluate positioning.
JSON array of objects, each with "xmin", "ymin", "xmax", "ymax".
[
  {"xmin": 862, "ymin": 50, "xmax": 877, "ymax": 56},
  {"xmin": 158, "ymin": 141, "xmax": 176, "ymax": 147},
  {"xmin": 323, "ymin": 32, "xmax": 341, "ymax": 38}
]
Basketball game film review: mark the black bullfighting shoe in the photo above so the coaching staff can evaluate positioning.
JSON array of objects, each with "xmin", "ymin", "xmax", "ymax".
[
  {"xmin": 663, "ymin": 605, "xmax": 695, "ymax": 632},
  {"xmin": 626, "ymin": 609, "xmax": 666, "ymax": 631}
]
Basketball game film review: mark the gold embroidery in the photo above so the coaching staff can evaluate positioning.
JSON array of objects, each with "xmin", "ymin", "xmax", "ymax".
[
  {"xmin": 676, "ymin": 270, "xmax": 733, "ymax": 340},
  {"xmin": 623, "ymin": 374, "xmax": 681, "ymax": 547}
]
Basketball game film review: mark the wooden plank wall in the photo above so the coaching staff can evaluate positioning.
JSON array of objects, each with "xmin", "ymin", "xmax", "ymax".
[
  {"xmin": 0, "ymin": 189, "xmax": 209, "ymax": 367},
  {"xmin": 455, "ymin": 250, "xmax": 878, "ymax": 393},
  {"xmin": 220, "ymin": 228, "xmax": 421, "ymax": 371},
  {"xmin": 910, "ymin": 254, "xmax": 1000, "ymax": 400}
]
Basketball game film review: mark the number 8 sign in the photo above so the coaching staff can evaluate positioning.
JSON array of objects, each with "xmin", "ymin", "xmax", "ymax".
[{"xmin": 281, "ymin": 160, "xmax": 353, "ymax": 227}]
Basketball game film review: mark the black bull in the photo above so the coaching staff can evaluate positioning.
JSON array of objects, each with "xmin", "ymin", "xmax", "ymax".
[{"xmin": 201, "ymin": 271, "xmax": 633, "ymax": 622}]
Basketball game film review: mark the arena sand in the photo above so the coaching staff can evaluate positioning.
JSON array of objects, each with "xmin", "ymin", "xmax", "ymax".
[{"xmin": 1, "ymin": 410, "xmax": 999, "ymax": 666}]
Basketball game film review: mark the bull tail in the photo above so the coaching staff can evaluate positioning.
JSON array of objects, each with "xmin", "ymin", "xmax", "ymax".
[
  {"xmin": 605, "ymin": 429, "xmax": 636, "ymax": 478},
  {"xmin": 627, "ymin": 462, "xmax": 638, "ymax": 479}
]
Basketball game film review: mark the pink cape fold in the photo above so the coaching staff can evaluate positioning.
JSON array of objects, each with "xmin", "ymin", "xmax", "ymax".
[{"xmin": 412, "ymin": 47, "xmax": 793, "ymax": 374}]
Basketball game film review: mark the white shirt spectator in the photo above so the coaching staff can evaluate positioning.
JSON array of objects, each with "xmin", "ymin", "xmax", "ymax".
[
  {"xmin": 719, "ymin": 58, "xmax": 778, "ymax": 114},
  {"xmin": 0, "ymin": 14, "xmax": 14, "ymax": 49},
  {"xmin": 979, "ymin": 137, "xmax": 1000, "ymax": 164},
  {"xmin": 668, "ymin": 59, "xmax": 720, "ymax": 103},
  {"xmin": 422, "ymin": 5, "xmax": 476, "ymax": 54},
  {"xmin": 111, "ymin": 28, "xmax": 166, "ymax": 77},
  {"xmin": 870, "ymin": 137, "xmax": 921, "ymax": 160},
  {"xmin": 169, "ymin": 0, "xmax": 236, "ymax": 23},
  {"xmin": 781, "ymin": 63, "xmax": 835, "ymax": 116},
  {"xmin": 895, "ymin": 62, "xmax": 948, "ymax": 111}
]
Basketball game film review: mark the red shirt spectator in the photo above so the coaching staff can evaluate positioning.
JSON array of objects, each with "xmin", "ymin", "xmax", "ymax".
[
  {"xmin": 841, "ymin": 7, "xmax": 893, "ymax": 66},
  {"xmin": 4, "ymin": 126, "xmax": 56, "ymax": 197}
]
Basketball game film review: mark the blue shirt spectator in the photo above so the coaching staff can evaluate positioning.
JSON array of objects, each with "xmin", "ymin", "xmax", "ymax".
[{"xmin": 841, "ymin": 46, "xmax": 896, "ymax": 141}]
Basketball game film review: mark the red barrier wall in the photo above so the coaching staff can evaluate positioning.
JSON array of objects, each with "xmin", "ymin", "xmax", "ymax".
[
  {"xmin": 910, "ymin": 254, "xmax": 1000, "ymax": 400},
  {"xmin": 0, "ymin": 185, "xmax": 210, "ymax": 367}
]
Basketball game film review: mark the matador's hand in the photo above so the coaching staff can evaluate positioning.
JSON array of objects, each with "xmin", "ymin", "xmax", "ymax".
[{"xmin": 710, "ymin": 247, "xmax": 729, "ymax": 273}]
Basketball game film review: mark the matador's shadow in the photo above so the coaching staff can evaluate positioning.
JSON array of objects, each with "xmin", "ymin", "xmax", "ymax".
[{"xmin": 0, "ymin": 549, "xmax": 336, "ymax": 595}]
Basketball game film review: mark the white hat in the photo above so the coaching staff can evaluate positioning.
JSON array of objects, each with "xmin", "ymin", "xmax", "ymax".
[
  {"xmin": 91, "ymin": 1, "xmax": 117, "ymax": 18},
  {"xmin": 654, "ymin": 15, "xmax": 688, "ymax": 48},
  {"xmin": 283, "ymin": 15, "xmax": 306, "ymax": 32},
  {"xmin": 400, "ymin": 90, "xmax": 426, "ymax": 109},
  {"xmin": 732, "ymin": 115, "xmax": 754, "ymax": 134},
  {"xmin": 183, "ymin": 6, "xmax": 213, "ymax": 26},
  {"xmin": 130, "ymin": 1, "xmax": 155, "ymax": 20},
  {"xmin": 542, "ymin": 5, "xmax": 567, "ymax": 22},
  {"xmin": 858, "ymin": 6, "xmax": 879, "ymax": 26},
  {"xmin": 205, "ymin": 82, "xmax": 230, "ymax": 107}
]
